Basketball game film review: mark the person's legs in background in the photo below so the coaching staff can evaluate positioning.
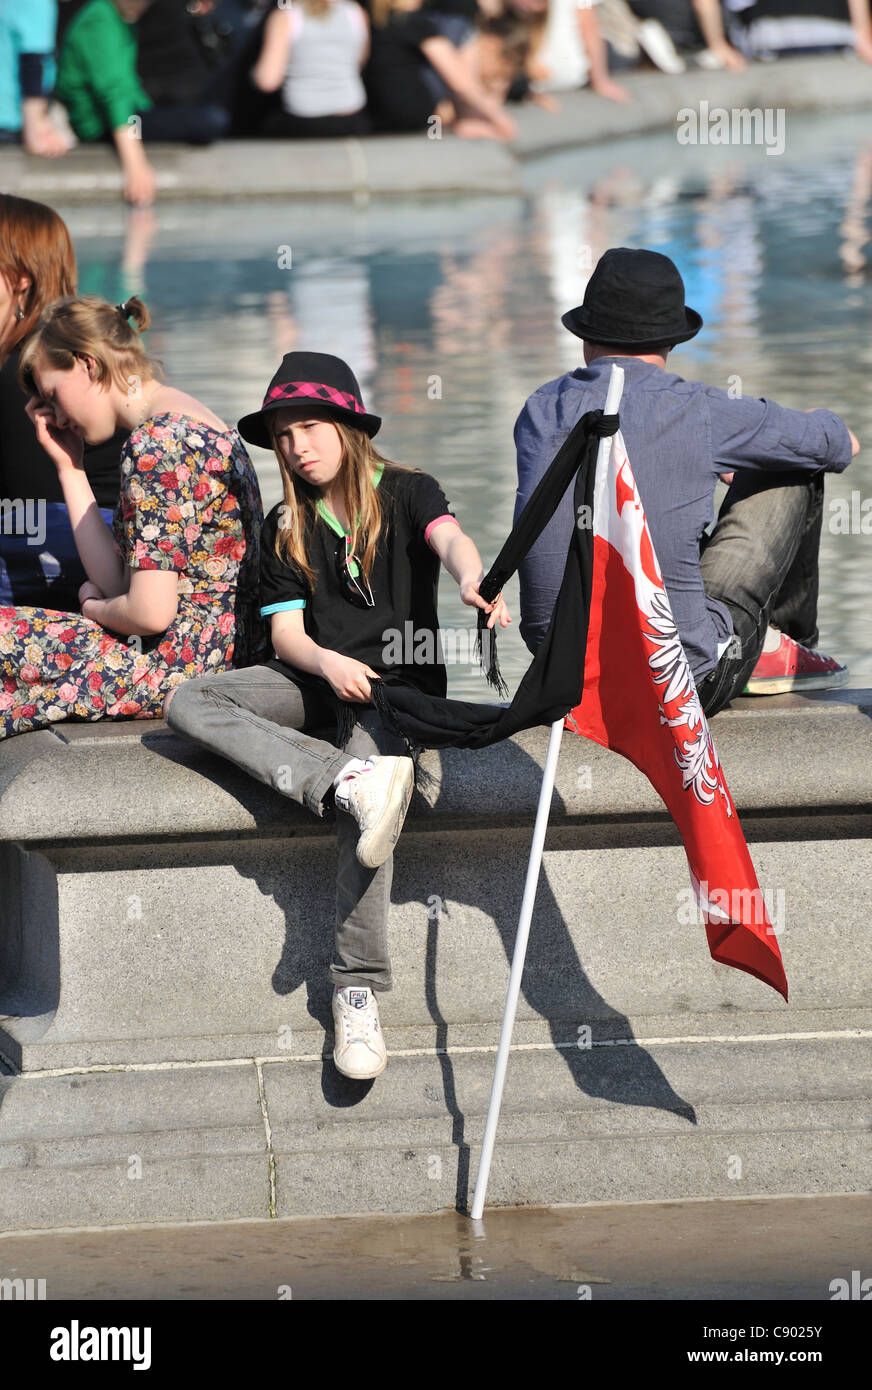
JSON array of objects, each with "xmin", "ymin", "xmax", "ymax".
[
  {"xmin": 138, "ymin": 104, "xmax": 229, "ymax": 145},
  {"xmin": 259, "ymin": 108, "xmax": 372, "ymax": 139}
]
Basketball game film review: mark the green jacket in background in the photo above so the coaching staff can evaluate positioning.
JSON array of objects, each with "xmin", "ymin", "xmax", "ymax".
[{"xmin": 55, "ymin": 0, "xmax": 152, "ymax": 142}]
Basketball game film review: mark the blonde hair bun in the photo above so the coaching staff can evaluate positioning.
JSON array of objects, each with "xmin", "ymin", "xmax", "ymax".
[{"xmin": 18, "ymin": 293, "xmax": 162, "ymax": 397}]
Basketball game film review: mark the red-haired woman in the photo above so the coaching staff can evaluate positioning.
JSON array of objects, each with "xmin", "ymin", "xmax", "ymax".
[{"xmin": 0, "ymin": 193, "xmax": 125, "ymax": 610}]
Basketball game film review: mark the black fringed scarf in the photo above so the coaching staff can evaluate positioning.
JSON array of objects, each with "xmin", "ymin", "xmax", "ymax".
[{"xmin": 283, "ymin": 409, "xmax": 618, "ymax": 794}]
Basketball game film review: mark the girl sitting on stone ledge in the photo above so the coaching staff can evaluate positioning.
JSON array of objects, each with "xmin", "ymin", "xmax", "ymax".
[
  {"xmin": 164, "ymin": 350, "xmax": 511, "ymax": 1084},
  {"xmin": 0, "ymin": 293, "xmax": 266, "ymax": 738}
]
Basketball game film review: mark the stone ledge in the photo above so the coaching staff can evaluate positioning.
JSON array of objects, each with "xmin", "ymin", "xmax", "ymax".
[
  {"xmin": 1, "ymin": 689, "xmax": 870, "ymax": 844},
  {"xmin": 1, "ymin": 829, "xmax": 869, "ymax": 1069},
  {"xmin": 1, "ymin": 56, "xmax": 869, "ymax": 202}
]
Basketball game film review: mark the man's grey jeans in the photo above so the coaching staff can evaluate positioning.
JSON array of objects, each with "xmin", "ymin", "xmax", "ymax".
[
  {"xmin": 166, "ymin": 665, "xmax": 414, "ymax": 992},
  {"xmin": 697, "ymin": 467, "xmax": 826, "ymax": 716}
]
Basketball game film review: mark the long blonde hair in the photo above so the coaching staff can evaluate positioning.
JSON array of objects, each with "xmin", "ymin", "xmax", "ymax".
[
  {"xmin": 270, "ymin": 417, "xmax": 420, "ymax": 594},
  {"xmin": 17, "ymin": 294, "xmax": 163, "ymax": 398}
]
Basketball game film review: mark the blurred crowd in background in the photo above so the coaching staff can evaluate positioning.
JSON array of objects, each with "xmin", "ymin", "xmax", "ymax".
[{"xmin": 1, "ymin": 0, "xmax": 870, "ymax": 202}]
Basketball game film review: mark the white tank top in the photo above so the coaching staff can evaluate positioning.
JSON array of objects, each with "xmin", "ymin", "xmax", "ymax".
[
  {"xmin": 281, "ymin": 1, "xmax": 368, "ymax": 119},
  {"xmin": 534, "ymin": 0, "xmax": 599, "ymax": 92}
]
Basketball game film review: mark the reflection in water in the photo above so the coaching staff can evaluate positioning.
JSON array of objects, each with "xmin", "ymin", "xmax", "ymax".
[
  {"xmin": 840, "ymin": 141, "xmax": 872, "ymax": 281},
  {"xmin": 61, "ymin": 115, "xmax": 872, "ymax": 698}
]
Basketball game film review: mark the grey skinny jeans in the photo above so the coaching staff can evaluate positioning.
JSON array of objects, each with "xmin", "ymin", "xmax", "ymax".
[
  {"xmin": 166, "ymin": 663, "xmax": 413, "ymax": 991},
  {"xmin": 697, "ymin": 468, "xmax": 825, "ymax": 717}
]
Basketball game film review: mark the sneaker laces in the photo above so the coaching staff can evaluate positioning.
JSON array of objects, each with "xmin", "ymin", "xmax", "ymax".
[
  {"xmin": 782, "ymin": 635, "xmax": 842, "ymax": 671},
  {"xmin": 342, "ymin": 1013, "xmax": 379, "ymax": 1046},
  {"xmin": 337, "ymin": 990, "xmax": 380, "ymax": 1045}
]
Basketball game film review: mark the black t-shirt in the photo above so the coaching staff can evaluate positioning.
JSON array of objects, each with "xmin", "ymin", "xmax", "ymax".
[
  {"xmin": 365, "ymin": 11, "xmax": 442, "ymax": 82},
  {"xmin": 0, "ymin": 344, "xmax": 126, "ymax": 509},
  {"xmin": 259, "ymin": 464, "xmax": 459, "ymax": 700},
  {"xmin": 135, "ymin": 0, "xmax": 213, "ymax": 106},
  {"xmin": 425, "ymin": 0, "xmax": 480, "ymax": 18}
]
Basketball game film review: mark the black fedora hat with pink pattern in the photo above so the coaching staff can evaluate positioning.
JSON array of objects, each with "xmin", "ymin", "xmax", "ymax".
[{"xmin": 238, "ymin": 352, "xmax": 381, "ymax": 449}]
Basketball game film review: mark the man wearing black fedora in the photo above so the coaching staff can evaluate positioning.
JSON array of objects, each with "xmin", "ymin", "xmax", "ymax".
[{"xmin": 514, "ymin": 246, "xmax": 860, "ymax": 712}]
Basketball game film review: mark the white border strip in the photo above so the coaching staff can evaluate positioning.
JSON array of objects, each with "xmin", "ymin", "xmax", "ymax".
[{"xmin": 6, "ymin": 1028, "xmax": 870, "ymax": 1079}]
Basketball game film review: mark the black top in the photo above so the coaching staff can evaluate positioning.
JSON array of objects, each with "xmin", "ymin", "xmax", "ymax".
[
  {"xmin": 0, "ymin": 344, "xmax": 126, "ymax": 509},
  {"xmin": 259, "ymin": 465, "xmax": 458, "ymax": 700},
  {"xmin": 136, "ymin": 0, "xmax": 213, "ymax": 105},
  {"xmin": 424, "ymin": 0, "xmax": 480, "ymax": 21},
  {"xmin": 364, "ymin": 11, "xmax": 442, "ymax": 82}
]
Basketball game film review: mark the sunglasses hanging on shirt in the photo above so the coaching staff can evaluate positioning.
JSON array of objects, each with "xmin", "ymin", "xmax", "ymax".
[{"xmin": 335, "ymin": 533, "xmax": 375, "ymax": 608}]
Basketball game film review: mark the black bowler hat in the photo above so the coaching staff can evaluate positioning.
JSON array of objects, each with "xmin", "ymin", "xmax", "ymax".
[
  {"xmin": 238, "ymin": 352, "xmax": 381, "ymax": 450},
  {"xmin": 561, "ymin": 247, "xmax": 703, "ymax": 349}
]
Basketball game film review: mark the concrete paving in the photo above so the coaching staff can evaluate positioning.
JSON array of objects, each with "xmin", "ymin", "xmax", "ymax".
[{"xmin": 0, "ymin": 1034, "xmax": 868, "ymax": 1227}]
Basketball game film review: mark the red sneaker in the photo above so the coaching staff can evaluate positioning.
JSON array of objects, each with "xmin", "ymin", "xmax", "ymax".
[{"xmin": 743, "ymin": 632, "xmax": 849, "ymax": 695}]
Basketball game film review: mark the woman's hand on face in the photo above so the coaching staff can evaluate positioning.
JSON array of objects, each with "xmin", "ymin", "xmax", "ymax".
[
  {"xmin": 319, "ymin": 650, "xmax": 382, "ymax": 702},
  {"xmin": 24, "ymin": 396, "xmax": 84, "ymax": 474},
  {"xmin": 459, "ymin": 579, "xmax": 512, "ymax": 629}
]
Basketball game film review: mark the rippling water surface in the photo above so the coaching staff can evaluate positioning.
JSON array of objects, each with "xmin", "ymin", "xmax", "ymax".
[{"xmin": 60, "ymin": 111, "xmax": 872, "ymax": 698}]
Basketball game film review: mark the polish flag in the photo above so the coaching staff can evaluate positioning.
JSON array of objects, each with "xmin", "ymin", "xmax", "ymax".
[{"xmin": 563, "ymin": 427, "xmax": 788, "ymax": 1001}]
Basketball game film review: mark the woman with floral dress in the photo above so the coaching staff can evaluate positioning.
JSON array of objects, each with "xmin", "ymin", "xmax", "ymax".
[{"xmin": 0, "ymin": 293, "xmax": 266, "ymax": 738}]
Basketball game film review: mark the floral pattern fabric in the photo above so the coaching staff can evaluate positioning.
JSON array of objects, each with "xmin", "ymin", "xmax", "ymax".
[{"xmin": 0, "ymin": 413, "xmax": 267, "ymax": 739}]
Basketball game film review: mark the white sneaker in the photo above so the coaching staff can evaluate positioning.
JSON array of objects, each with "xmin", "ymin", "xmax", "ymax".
[
  {"xmin": 332, "ymin": 986, "xmax": 387, "ymax": 1080},
  {"xmin": 333, "ymin": 754, "xmax": 415, "ymax": 869}
]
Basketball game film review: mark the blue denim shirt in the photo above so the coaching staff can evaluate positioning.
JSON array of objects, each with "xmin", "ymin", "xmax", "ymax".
[{"xmin": 513, "ymin": 356, "xmax": 853, "ymax": 680}]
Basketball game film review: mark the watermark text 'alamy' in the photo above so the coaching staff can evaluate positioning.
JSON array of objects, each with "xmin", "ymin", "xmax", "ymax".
[{"xmin": 676, "ymin": 100, "xmax": 785, "ymax": 157}]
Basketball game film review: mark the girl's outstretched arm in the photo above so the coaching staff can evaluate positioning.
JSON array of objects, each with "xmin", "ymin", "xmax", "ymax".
[{"xmin": 428, "ymin": 522, "xmax": 512, "ymax": 629}]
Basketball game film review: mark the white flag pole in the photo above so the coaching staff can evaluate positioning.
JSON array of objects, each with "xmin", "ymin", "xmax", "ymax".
[{"xmin": 469, "ymin": 364, "xmax": 625, "ymax": 1221}]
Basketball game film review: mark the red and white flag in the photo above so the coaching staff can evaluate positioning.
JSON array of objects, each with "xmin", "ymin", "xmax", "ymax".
[{"xmin": 564, "ymin": 428, "xmax": 788, "ymax": 1001}]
